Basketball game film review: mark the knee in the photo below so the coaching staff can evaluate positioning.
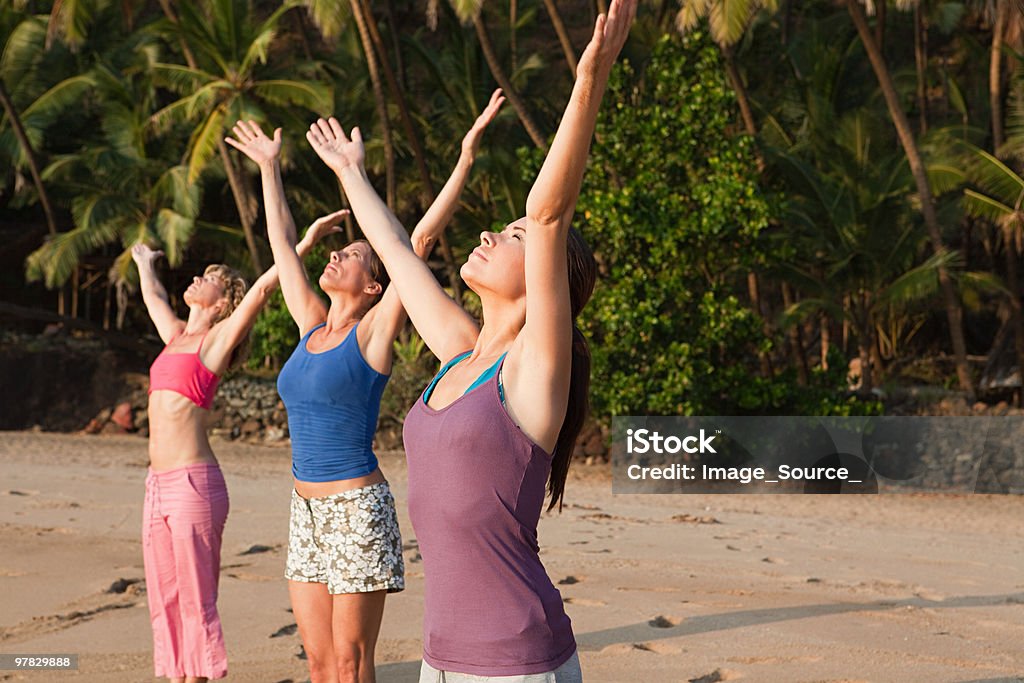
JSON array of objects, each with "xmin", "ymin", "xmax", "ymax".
[
  {"xmin": 304, "ymin": 646, "xmax": 336, "ymax": 681},
  {"xmin": 335, "ymin": 646, "xmax": 371, "ymax": 682}
]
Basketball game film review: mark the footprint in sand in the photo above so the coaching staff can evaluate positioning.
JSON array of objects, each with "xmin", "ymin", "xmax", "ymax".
[
  {"xmin": 105, "ymin": 578, "xmax": 142, "ymax": 594},
  {"xmin": 562, "ymin": 597, "xmax": 606, "ymax": 607},
  {"xmin": 761, "ymin": 557, "xmax": 787, "ymax": 565},
  {"xmin": 558, "ymin": 575, "xmax": 583, "ymax": 585},
  {"xmin": 637, "ymin": 641, "xmax": 683, "ymax": 655},
  {"xmin": 648, "ymin": 615, "xmax": 682, "ymax": 628},
  {"xmin": 5, "ymin": 490, "xmax": 38, "ymax": 496},
  {"xmin": 688, "ymin": 669, "xmax": 741, "ymax": 683},
  {"xmin": 270, "ymin": 623, "xmax": 298, "ymax": 638},
  {"xmin": 239, "ymin": 544, "xmax": 277, "ymax": 556},
  {"xmin": 671, "ymin": 513, "xmax": 721, "ymax": 524},
  {"xmin": 599, "ymin": 643, "xmax": 655, "ymax": 656},
  {"xmin": 225, "ymin": 570, "xmax": 276, "ymax": 582}
]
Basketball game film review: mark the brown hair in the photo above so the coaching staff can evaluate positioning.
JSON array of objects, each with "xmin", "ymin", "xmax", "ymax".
[
  {"xmin": 203, "ymin": 264, "xmax": 250, "ymax": 370},
  {"xmin": 351, "ymin": 239, "xmax": 389, "ymax": 307},
  {"xmin": 547, "ymin": 228, "xmax": 597, "ymax": 512}
]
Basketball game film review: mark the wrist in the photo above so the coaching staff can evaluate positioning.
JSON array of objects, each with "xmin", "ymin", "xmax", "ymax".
[
  {"xmin": 258, "ymin": 158, "xmax": 280, "ymax": 173},
  {"xmin": 336, "ymin": 164, "xmax": 366, "ymax": 183}
]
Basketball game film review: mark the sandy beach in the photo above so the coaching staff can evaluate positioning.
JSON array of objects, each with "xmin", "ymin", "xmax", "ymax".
[{"xmin": 0, "ymin": 430, "xmax": 1022, "ymax": 682}]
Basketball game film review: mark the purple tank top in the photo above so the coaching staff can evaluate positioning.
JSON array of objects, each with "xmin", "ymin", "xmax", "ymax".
[{"xmin": 402, "ymin": 355, "xmax": 577, "ymax": 676}]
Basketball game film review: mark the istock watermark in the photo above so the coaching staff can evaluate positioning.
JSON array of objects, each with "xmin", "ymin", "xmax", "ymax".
[{"xmin": 611, "ymin": 416, "xmax": 1024, "ymax": 494}]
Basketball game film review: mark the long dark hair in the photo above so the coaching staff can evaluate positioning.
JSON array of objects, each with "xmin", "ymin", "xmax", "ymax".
[{"xmin": 547, "ymin": 228, "xmax": 597, "ymax": 512}]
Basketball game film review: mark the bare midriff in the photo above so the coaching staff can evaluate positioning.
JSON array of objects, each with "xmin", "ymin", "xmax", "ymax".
[
  {"xmin": 293, "ymin": 467, "xmax": 385, "ymax": 499},
  {"xmin": 147, "ymin": 390, "xmax": 218, "ymax": 471}
]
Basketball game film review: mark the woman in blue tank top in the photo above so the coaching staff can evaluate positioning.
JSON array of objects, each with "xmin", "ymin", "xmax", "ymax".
[
  {"xmin": 223, "ymin": 94, "xmax": 504, "ymax": 683},
  {"xmin": 304, "ymin": 2, "xmax": 636, "ymax": 680}
]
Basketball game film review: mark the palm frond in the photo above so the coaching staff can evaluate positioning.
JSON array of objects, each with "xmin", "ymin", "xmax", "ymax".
[
  {"xmin": 155, "ymin": 208, "xmax": 197, "ymax": 267},
  {"xmin": 186, "ymin": 105, "xmax": 226, "ymax": 183},
  {"xmin": 250, "ymin": 79, "xmax": 332, "ymax": 115},
  {"xmin": 449, "ymin": 0, "xmax": 484, "ymax": 24},
  {"xmin": 26, "ymin": 219, "xmax": 121, "ymax": 287}
]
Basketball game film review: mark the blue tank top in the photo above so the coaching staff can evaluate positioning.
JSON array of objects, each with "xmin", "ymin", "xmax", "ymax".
[{"xmin": 277, "ymin": 321, "xmax": 389, "ymax": 482}]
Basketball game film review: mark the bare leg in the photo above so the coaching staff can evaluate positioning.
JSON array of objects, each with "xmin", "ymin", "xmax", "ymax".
[
  {"xmin": 331, "ymin": 590, "xmax": 386, "ymax": 683},
  {"xmin": 291, "ymin": 581, "xmax": 339, "ymax": 683}
]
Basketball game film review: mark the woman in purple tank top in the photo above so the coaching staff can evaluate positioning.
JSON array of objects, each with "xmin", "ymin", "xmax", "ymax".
[{"xmin": 305, "ymin": 2, "xmax": 636, "ymax": 680}]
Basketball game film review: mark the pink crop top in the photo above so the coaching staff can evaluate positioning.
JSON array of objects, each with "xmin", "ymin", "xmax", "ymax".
[{"xmin": 148, "ymin": 332, "xmax": 220, "ymax": 410}]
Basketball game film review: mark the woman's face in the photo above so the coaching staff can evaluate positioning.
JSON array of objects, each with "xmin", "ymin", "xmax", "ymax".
[
  {"xmin": 318, "ymin": 241, "xmax": 380, "ymax": 298},
  {"xmin": 183, "ymin": 273, "xmax": 227, "ymax": 312},
  {"xmin": 461, "ymin": 217, "xmax": 528, "ymax": 300}
]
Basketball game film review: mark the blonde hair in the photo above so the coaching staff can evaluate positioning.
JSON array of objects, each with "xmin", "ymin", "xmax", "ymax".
[
  {"xmin": 203, "ymin": 264, "xmax": 247, "ymax": 322},
  {"xmin": 203, "ymin": 264, "xmax": 250, "ymax": 370}
]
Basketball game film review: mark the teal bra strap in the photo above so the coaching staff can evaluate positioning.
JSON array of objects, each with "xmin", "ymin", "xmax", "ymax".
[{"xmin": 423, "ymin": 351, "xmax": 508, "ymax": 404}]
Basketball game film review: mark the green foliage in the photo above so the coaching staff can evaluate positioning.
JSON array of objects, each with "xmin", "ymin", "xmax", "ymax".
[{"xmin": 556, "ymin": 33, "xmax": 857, "ymax": 417}]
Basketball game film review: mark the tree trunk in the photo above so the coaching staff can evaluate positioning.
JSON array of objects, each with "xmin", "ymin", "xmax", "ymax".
[
  {"xmin": 359, "ymin": 0, "xmax": 463, "ymax": 300},
  {"xmin": 821, "ymin": 312, "xmax": 830, "ymax": 370},
  {"xmin": 914, "ymin": 0, "xmax": 928, "ymax": 135},
  {"xmin": 510, "ymin": 0, "xmax": 518, "ymax": 72},
  {"xmin": 1005, "ymin": 239, "xmax": 1024, "ymax": 406},
  {"xmin": 847, "ymin": 0, "xmax": 975, "ymax": 399},
  {"xmin": 991, "ymin": 0, "xmax": 1007, "ymax": 151},
  {"xmin": 217, "ymin": 140, "xmax": 263, "ymax": 271},
  {"xmin": 474, "ymin": 11, "xmax": 548, "ymax": 151},
  {"xmin": 348, "ymin": 0, "xmax": 396, "ymax": 210},
  {"xmin": 721, "ymin": 44, "xmax": 757, "ymax": 138},
  {"xmin": 782, "ymin": 281, "xmax": 809, "ymax": 386},
  {"xmin": 0, "ymin": 79, "xmax": 58, "ymax": 237},
  {"xmin": 747, "ymin": 272, "xmax": 773, "ymax": 377},
  {"xmin": 541, "ymin": 0, "xmax": 578, "ymax": 78},
  {"xmin": 875, "ymin": 0, "xmax": 886, "ymax": 52},
  {"xmin": 382, "ymin": 0, "xmax": 407, "ymax": 89},
  {"xmin": 158, "ymin": 0, "xmax": 262, "ymax": 271},
  {"xmin": 857, "ymin": 338, "xmax": 874, "ymax": 396}
]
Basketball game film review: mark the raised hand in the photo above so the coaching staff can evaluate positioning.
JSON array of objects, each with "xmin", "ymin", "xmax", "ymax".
[
  {"xmin": 302, "ymin": 209, "xmax": 349, "ymax": 246},
  {"xmin": 224, "ymin": 120, "xmax": 282, "ymax": 166},
  {"xmin": 461, "ymin": 89, "xmax": 506, "ymax": 160},
  {"xmin": 131, "ymin": 243, "xmax": 164, "ymax": 268},
  {"xmin": 306, "ymin": 118, "xmax": 364, "ymax": 176},
  {"xmin": 577, "ymin": 0, "xmax": 637, "ymax": 78}
]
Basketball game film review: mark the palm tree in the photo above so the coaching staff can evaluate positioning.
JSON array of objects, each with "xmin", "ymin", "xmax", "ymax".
[
  {"xmin": 0, "ymin": 8, "xmax": 66, "ymax": 238},
  {"xmin": 954, "ymin": 146, "xmax": 1024, "ymax": 400},
  {"xmin": 441, "ymin": 0, "xmax": 548, "ymax": 150},
  {"xmin": 150, "ymin": 0, "xmax": 332, "ymax": 272},
  {"xmin": 675, "ymin": 0, "xmax": 778, "ymax": 138},
  {"xmin": 845, "ymin": 0, "xmax": 976, "ymax": 398},
  {"xmin": 774, "ymin": 112, "xmax": 982, "ymax": 395}
]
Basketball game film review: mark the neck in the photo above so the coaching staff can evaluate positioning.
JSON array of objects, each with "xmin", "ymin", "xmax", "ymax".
[
  {"xmin": 471, "ymin": 294, "xmax": 524, "ymax": 360},
  {"xmin": 324, "ymin": 292, "xmax": 367, "ymax": 332},
  {"xmin": 184, "ymin": 306, "xmax": 218, "ymax": 334}
]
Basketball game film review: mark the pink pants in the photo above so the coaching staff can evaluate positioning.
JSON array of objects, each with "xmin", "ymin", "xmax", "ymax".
[{"xmin": 143, "ymin": 463, "xmax": 229, "ymax": 680}]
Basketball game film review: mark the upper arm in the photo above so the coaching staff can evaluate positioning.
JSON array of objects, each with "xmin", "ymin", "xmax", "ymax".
[
  {"xmin": 502, "ymin": 218, "xmax": 574, "ymax": 450},
  {"xmin": 141, "ymin": 290, "xmax": 185, "ymax": 344},
  {"xmin": 270, "ymin": 242, "xmax": 328, "ymax": 335},
  {"xmin": 372, "ymin": 236, "xmax": 479, "ymax": 363}
]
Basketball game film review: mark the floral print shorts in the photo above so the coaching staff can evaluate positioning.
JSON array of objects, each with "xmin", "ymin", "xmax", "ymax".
[{"xmin": 285, "ymin": 482, "xmax": 405, "ymax": 595}]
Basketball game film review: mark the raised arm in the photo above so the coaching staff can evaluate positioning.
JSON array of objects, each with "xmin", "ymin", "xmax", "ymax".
[
  {"xmin": 361, "ymin": 89, "xmax": 506, "ymax": 362},
  {"xmin": 307, "ymin": 120, "xmax": 479, "ymax": 363},
  {"xmin": 201, "ymin": 219, "xmax": 342, "ymax": 374},
  {"xmin": 225, "ymin": 120, "xmax": 335, "ymax": 336},
  {"xmin": 132, "ymin": 244, "xmax": 185, "ymax": 344},
  {"xmin": 508, "ymin": 0, "xmax": 635, "ymax": 445}
]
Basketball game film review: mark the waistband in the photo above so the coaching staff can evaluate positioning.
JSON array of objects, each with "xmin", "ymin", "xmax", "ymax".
[
  {"xmin": 292, "ymin": 480, "xmax": 391, "ymax": 503},
  {"xmin": 147, "ymin": 462, "xmax": 222, "ymax": 477}
]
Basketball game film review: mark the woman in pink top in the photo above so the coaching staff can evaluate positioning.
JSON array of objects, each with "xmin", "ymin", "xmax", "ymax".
[
  {"xmin": 133, "ymin": 221, "xmax": 338, "ymax": 683},
  {"xmin": 304, "ymin": 1, "xmax": 636, "ymax": 679}
]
